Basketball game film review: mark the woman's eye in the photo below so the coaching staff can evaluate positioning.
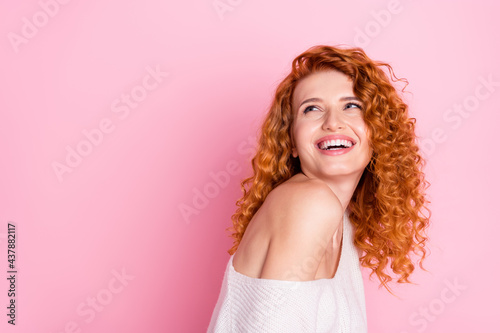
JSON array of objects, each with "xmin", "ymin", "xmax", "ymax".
[
  {"xmin": 304, "ymin": 105, "xmax": 319, "ymax": 113},
  {"xmin": 345, "ymin": 102, "xmax": 363, "ymax": 110}
]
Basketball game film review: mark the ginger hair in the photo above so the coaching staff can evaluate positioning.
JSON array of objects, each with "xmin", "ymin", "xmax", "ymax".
[{"xmin": 226, "ymin": 45, "xmax": 430, "ymax": 291}]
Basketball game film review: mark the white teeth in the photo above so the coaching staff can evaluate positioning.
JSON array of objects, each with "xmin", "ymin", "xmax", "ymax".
[{"xmin": 319, "ymin": 139, "xmax": 354, "ymax": 150}]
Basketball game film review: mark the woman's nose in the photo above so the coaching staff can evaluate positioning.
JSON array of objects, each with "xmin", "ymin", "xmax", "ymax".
[{"xmin": 322, "ymin": 110, "xmax": 345, "ymax": 131}]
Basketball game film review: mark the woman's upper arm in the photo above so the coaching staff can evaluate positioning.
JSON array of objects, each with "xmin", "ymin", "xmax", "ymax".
[{"xmin": 259, "ymin": 181, "xmax": 343, "ymax": 281}]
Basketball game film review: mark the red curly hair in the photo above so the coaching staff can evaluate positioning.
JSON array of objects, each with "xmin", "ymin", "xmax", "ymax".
[{"xmin": 226, "ymin": 45, "xmax": 430, "ymax": 291}]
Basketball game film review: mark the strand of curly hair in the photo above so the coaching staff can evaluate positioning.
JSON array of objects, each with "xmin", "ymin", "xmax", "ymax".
[{"xmin": 225, "ymin": 45, "xmax": 431, "ymax": 292}]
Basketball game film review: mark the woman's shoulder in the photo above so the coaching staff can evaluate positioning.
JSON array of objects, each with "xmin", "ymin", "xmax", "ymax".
[
  {"xmin": 267, "ymin": 173, "xmax": 342, "ymax": 216},
  {"xmin": 255, "ymin": 174, "xmax": 344, "ymax": 281},
  {"xmin": 264, "ymin": 174, "xmax": 343, "ymax": 245}
]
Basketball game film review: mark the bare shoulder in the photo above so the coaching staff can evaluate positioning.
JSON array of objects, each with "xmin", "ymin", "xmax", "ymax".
[
  {"xmin": 267, "ymin": 176, "xmax": 342, "ymax": 217},
  {"xmin": 259, "ymin": 175, "xmax": 344, "ymax": 281}
]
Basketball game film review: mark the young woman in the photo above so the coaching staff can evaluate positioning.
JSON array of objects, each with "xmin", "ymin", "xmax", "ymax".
[{"xmin": 208, "ymin": 45, "xmax": 430, "ymax": 332}]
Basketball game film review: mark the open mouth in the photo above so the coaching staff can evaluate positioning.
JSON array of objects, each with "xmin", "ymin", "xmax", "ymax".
[{"xmin": 318, "ymin": 139, "xmax": 355, "ymax": 151}]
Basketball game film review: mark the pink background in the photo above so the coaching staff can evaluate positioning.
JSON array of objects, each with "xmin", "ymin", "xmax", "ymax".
[{"xmin": 1, "ymin": 0, "xmax": 499, "ymax": 332}]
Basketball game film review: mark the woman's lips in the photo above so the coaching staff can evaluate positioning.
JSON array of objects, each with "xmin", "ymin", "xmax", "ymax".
[
  {"xmin": 315, "ymin": 134, "xmax": 356, "ymax": 147},
  {"xmin": 316, "ymin": 144, "xmax": 355, "ymax": 156},
  {"xmin": 315, "ymin": 134, "xmax": 356, "ymax": 156}
]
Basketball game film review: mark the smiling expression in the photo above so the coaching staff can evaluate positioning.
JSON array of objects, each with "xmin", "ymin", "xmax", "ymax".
[{"xmin": 291, "ymin": 70, "xmax": 373, "ymax": 180}]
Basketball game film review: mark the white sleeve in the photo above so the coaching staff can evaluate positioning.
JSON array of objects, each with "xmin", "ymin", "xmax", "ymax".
[
  {"xmin": 229, "ymin": 281, "xmax": 334, "ymax": 332},
  {"xmin": 209, "ymin": 272, "xmax": 338, "ymax": 333}
]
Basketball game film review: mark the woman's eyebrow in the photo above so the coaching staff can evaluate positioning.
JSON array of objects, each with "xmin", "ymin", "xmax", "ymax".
[
  {"xmin": 339, "ymin": 96, "xmax": 362, "ymax": 102},
  {"xmin": 299, "ymin": 96, "xmax": 361, "ymax": 108},
  {"xmin": 299, "ymin": 97, "xmax": 322, "ymax": 108}
]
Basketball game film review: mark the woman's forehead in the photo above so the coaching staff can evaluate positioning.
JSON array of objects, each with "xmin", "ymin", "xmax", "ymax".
[{"xmin": 292, "ymin": 70, "xmax": 354, "ymax": 109}]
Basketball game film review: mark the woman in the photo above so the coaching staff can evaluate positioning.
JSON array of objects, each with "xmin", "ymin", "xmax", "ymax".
[{"xmin": 208, "ymin": 45, "xmax": 430, "ymax": 332}]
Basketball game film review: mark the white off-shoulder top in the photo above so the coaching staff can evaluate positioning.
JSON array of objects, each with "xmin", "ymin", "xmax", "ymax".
[{"xmin": 207, "ymin": 210, "xmax": 367, "ymax": 333}]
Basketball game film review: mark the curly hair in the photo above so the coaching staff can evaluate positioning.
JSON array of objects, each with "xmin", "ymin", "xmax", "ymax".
[{"xmin": 226, "ymin": 45, "xmax": 431, "ymax": 291}]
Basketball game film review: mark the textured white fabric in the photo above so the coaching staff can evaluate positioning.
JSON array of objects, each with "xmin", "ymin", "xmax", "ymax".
[{"xmin": 207, "ymin": 211, "xmax": 368, "ymax": 332}]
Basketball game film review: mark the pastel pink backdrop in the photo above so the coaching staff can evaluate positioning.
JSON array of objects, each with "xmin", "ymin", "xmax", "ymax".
[{"xmin": 1, "ymin": 0, "xmax": 499, "ymax": 332}]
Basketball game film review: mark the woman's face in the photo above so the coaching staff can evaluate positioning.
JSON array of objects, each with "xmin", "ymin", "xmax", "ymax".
[{"xmin": 291, "ymin": 70, "xmax": 373, "ymax": 182}]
